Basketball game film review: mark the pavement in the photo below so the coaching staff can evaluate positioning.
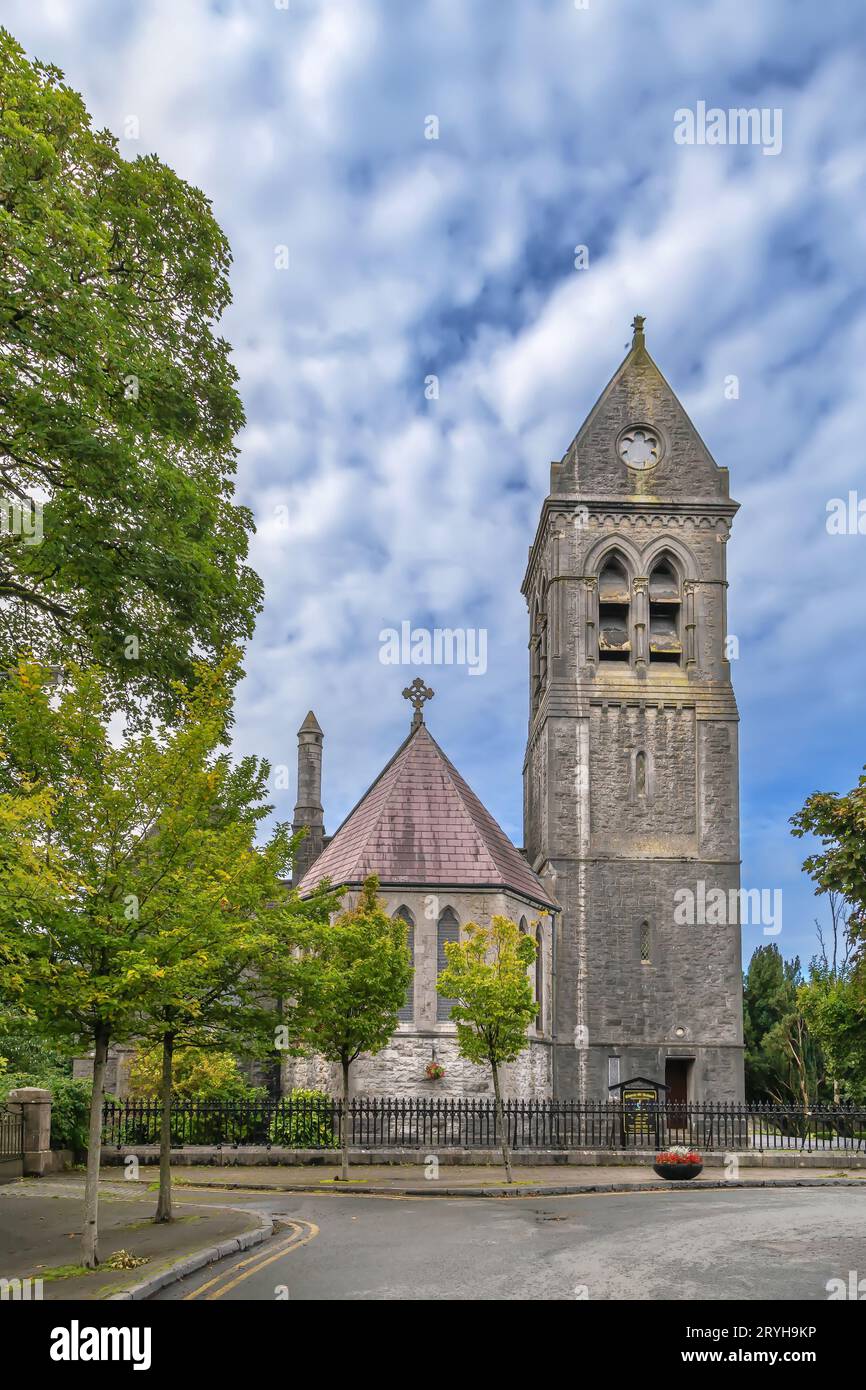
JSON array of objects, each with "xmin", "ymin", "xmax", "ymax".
[
  {"xmin": 161, "ymin": 1160, "xmax": 866, "ymax": 1194},
  {"xmin": 151, "ymin": 1184, "xmax": 866, "ymax": 1301},
  {"xmin": 5, "ymin": 1163, "xmax": 866, "ymax": 1301},
  {"xmin": 0, "ymin": 1174, "xmax": 268, "ymax": 1301}
]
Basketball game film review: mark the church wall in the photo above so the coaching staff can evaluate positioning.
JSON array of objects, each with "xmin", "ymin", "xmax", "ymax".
[
  {"xmin": 282, "ymin": 886, "xmax": 555, "ymax": 1101},
  {"xmin": 284, "ymin": 1037, "xmax": 551, "ymax": 1101},
  {"xmin": 537, "ymin": 704, "xmax": 744, "ymax": 1102},
  {"xmin": 550, "ymin": 854, "xmax": 744, "ymax": 1102}
]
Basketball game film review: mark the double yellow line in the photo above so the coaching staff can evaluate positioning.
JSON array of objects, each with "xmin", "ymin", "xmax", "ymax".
[{"xmin": 183, "ymin": 1219, "xmax": 319, "ymax": 1300}]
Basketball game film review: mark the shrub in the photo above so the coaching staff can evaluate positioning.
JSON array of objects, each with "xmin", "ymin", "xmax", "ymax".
[
  {"xmin": 0, "ymin": 1070, "xmax": 98, "ymax": 1152},
  {"xmin": 47, "ymin": 1077, "xmax": 98, "ymax": 1152},
  {"xmin": 127, "ymin": 1045, "xmax": 261, "ymax": 1102},
  {"xmin": 269, "ymin": 1089, "xmax": 338, "ymax": 1149}
]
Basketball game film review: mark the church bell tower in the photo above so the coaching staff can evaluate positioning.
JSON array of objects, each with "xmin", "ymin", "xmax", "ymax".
[{"xmin": 522, "ymin": 317, "xmax": 745, "ymax": 1102}]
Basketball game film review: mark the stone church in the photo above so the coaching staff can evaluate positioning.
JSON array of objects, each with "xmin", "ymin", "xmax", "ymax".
[{"xmin": 285, "ymin": 318, "xmax": 745, "ymax": 1104}]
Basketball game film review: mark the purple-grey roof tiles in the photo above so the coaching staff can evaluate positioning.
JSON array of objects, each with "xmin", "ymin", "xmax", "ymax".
[{"xmin": 296, "ymin": 723, "xmax": 555, "ymax": 910}]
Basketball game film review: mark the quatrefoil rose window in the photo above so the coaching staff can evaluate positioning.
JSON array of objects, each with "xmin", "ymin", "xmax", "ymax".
[{"xmin": 618, "ymin": 425, "xmax": 662, "ymax": 471}]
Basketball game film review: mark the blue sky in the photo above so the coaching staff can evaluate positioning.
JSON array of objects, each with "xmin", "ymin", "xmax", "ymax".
[{"xmin": 8, "ymin": 0, "xmax": 865, "ymax": 970}]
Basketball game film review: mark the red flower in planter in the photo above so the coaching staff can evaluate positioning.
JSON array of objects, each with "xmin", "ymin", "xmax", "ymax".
[{"xmin": 425, "ymin": 1061, "xmax": 445, "ymax": 1080}]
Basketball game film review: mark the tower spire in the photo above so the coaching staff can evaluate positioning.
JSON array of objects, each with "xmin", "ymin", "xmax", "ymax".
[{"xmin": 291, "ymin": 711, "xmax": 324, "ymax": 886}]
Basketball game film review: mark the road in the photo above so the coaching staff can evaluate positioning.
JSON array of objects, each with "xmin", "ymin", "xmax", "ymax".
[{"xmin": 152, "ymin": 1186, "xmax": 866, "ymax": 1301}]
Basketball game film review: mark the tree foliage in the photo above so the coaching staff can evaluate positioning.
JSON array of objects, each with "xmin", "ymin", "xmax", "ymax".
[
  {"xmin": 791, "ymin": 778, "xmax": 866, "ymax": 1102},
  {"xmin": 287, "ymin": 876, "xmax": 413, "ymax": 1179},
  {"xmin": 128, "ymin": 1046, "xmax": 261, "ymax": 1102},
  {"xmin": 743, "ymin": 945, "xmax": 825, "ymax": 1106},
  {"xmin": 791, "ymin": 769, "xmax": 866, "ymax": 946},
  {"xmin": 436, "ymin": 915, "xmax": 537, "ymax": 1181},
  {"xmin": 0, "ymin": 652, "xmax": 307, "ymax": 1258},
  {"xmin": 289, "ymin": 877, "xmax": 413, "ymax": 1071},
  {"xmin": 798, "ymin": 977, "xmax": 866, "ymax": 1104},
  {"xmin": 436, "ymin": 916, "xmax": 538, "ymax": 1069},
  {"xmin": 0, "ymin": 28, "xmax": 261, "ymax": 716}
]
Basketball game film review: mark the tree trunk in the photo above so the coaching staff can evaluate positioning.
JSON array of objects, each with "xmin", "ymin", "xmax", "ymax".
[
  {"xmin": 340, "ymin": 1056, "xmax": 350, "ymax": 1181},
  {"xmin": 82, "ymin": 1025, "xmax": 109, "ymax": 1269},
  {"xmin": 491, "ymin": 1061, "xmax": 513, "ymax": 1183},
  {"xmin": 154, "ymin": 1031, "xmax": 174, "ymax": 1223}
]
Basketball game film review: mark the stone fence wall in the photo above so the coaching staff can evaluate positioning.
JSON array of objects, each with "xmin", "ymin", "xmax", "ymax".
[{"xmin": 1, "ymin": 1089, "xmax": 53, "ymax": 1180}]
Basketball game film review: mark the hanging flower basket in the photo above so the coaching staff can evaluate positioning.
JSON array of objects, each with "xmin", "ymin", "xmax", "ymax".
[
  {"xmin": 425, "ymin": 1061, "xmax": 446, "ymax": 1080},
  {"xmin": 653, "ymin": 1145, "xmax": 703, "ymax": 1180}
]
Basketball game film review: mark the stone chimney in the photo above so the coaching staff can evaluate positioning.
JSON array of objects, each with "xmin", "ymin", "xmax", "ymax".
[{"xmin": 291, "ymin": 711, "xmax": 324, "ymax": 887}]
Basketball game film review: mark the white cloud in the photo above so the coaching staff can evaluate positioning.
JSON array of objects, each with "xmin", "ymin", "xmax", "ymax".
[{"xmin": 5, "ymin": 0, "xmax": 865, "ymax": 964}]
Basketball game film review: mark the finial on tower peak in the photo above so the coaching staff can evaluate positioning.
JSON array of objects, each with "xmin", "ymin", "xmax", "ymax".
[
  {"xmin": 631, "ymin": 314, "xmax": 646, "ymax": 348},
  {"xmin": 402, "ymin": 677, "xmax": 434, "ymax": 729}
]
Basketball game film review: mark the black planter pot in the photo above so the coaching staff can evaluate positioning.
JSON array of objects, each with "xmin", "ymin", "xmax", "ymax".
[{"xmin": 653, "ymin": 1161, "xmax": 703, "ymax": 1181}]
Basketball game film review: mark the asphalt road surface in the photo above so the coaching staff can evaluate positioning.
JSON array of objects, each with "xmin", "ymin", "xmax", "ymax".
[{"xmin": 152, "ymin": 1187, "xmax": 866, "ymax": 1301}]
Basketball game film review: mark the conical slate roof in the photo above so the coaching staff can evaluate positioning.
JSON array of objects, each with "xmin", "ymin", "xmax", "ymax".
[{"xmin": 296, "ymin": 723, "xmax": 555, "ymax": 910}]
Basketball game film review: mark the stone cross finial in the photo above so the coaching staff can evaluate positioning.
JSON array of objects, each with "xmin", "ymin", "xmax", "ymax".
[
  {"xmin": 631, "ymin": 314, "xmax": 646, "ymax": 347},
  {"xmin": 402, "ymin": 677, "xmax": 434, "ymax": 728}
]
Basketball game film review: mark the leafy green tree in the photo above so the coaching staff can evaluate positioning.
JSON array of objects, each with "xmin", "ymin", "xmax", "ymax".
[
  {"xmin": 798, "ymin": 893, "xmax": 865, "ymax": 1104},
  {"xmin": 436, "ymin": 916, "xmax": 537, "ymax": 1182},
  {"xmin": 791, "ymin": 770, "xmax": 866, "ymax": 949},
  {"xmin": 0, "ymin": 29, "xmax": 261, "ymax": 716},
  {"xmin": 288, "ymin": 877, "xmax": 413, "ymax": 1181},
  {"xmin": 128, "ymin": 1047, "xmax": 261, "ymax": 1102},
  {"xmin": 0, "ymin": 1009, "xmax": 70, "ymax": 1080},
  {"xmin": 742, "ymin": 946, "xmax": 825, "ymax": 1107},
  {"xmin": 129, "ymin": 866, "xmax": 339, "ymax": 1224},
  {"xmin": 791, "ymin": 776, "xmax": 866, "ymax": 1105},
  {"xmin": 798, "ymin": 977, "xmax": 866, "ymax": 1105},
  {"xmin": 0, "ymin": 653, "xmax": 302, "ymax": 1262}
]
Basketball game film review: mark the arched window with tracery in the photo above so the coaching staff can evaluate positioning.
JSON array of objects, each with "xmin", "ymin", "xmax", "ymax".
[{"xmin": 535, "ymin": 924, "xmax": 544, "ymax": 1032}]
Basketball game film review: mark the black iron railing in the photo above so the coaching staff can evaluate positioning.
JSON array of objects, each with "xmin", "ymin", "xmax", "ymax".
[
  {"xmin": 0, "ymin": 1106, "xmax": 24, "ymax": 1160},
  {"xmin": 101, "ymin": 1098, "xmax": 866, "ymax": 1151}
]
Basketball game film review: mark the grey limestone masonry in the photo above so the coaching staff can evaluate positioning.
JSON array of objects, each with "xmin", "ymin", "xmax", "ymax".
[
  {"xmin": 522, "ymin": 320, "xmax": 745, "ymax": 1102},
  {"xmin": 291, "ymin": 711, "xmax": 325, "ymax": 888},
  {"xmin": 5, "ymin": 1087, "xmax": 52, "ymax": 1176},
  {"xmin": 288, "ymin": 321, "xmax": 745, "ymax": 1106},
  {"xmin": 282, "ymin": 887, "xmax": 553, "ymax": 1101},
  {"xmin": 71, "ymin": 1045, "xmax": 135, "ymax": 1098}
]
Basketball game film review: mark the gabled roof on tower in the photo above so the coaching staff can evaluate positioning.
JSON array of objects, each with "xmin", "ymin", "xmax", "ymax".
[
  {"xmin": 296, "ymin": 722, "xmax": 556, "ymax": 911},
  {"xmin": 547, "ymin": 313, "xmax": 736, "ymax": 505}
]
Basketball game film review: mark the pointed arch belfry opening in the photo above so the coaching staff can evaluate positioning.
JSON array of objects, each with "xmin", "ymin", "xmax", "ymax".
[
  {"xmin": 647, "ymin": 552, "xmax": 682, "ymax": 663},
  {"xmin": 597, "ymin": 552, "xmax": 631, "ymax": 662}
]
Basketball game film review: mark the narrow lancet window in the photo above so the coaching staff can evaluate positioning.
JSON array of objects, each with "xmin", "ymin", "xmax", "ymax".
[
  {"xmin": 395, "ymin": 906, "xmax": 415, "ymax": 1021},
  {"xmin": 437, "ymin": 908, "xmax": 460, "ymax": 1020},
  {"xmin": 635, "ymin": 750, "xmax": 647, "ymax": 797},
  {"xmin": 640, "ymin": 922, "xmax": 651, "ymax": 964}
]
